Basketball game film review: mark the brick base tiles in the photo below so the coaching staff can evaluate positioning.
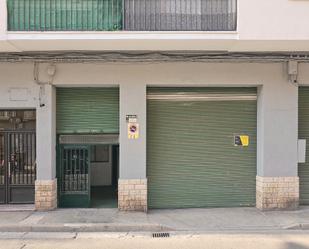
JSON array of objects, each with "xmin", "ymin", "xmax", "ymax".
[
  {"xmin": 35, "ymin": 179, "xmax": 57, "ymax": 211},
  {"xmin": 118, "ymin": 179, "xmax": 147, "ymax": 212},
  {"xmin": 256, "ymin": 176, "xmax": 299, "ymax": 210}
]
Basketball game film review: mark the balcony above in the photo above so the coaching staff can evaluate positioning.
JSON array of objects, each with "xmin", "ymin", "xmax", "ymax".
[
  {"xmin": 1, "ymin": 0, "xmax": 309, "ymax": 53},
  {"xmin": 6, "ymin": 0, "xmax": 237, "ymax": 32}
]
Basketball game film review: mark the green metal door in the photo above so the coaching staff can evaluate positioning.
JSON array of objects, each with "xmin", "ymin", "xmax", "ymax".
[
  {"xmin": 147, "ymin": 87, "xmax": 257, "ymax": 209},
  {"xmin": 56, "ymin": 88, "xmax": 119, "ymax": 134},
  {"xmin": 59, "ymin": 145, "xmax": 90, "ymax": 208},
  {"xmin": 299, "ymin": 87, "xmax": 309, "ymax": 205}
]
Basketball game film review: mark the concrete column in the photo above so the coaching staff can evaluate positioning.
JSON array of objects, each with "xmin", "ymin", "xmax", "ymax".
[
  {"xmin": 35, "ymin": 84, "xmax": 57, "ymax": 210},
  {"xmin": 118, "ymin": 83, "xmax": 147, "ymax": 211},
  {"xmin": 256, "ymin": 81, "xmax": 299, "ymax": 210},
  {"xmin": 0, "ymin": 0, "xmax": 7, "ymax": 37}
]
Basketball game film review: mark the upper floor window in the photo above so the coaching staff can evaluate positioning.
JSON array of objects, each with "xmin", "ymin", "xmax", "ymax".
[{"xmin": 7, "ymin": 0, "xmax": 237, "ymax": 32}]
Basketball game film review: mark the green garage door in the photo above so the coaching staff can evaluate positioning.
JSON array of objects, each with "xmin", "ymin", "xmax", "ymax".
[
  {"xmin": 299, "ymin": 87, "xmax": 309, "ymax": 205},
  {"xmin": 147, "ymin": 87, "xmax": 257, "ymax": 209},
  {"xmin": 56, "ymin": 88, "xmax": 119, "ymax": 134}
]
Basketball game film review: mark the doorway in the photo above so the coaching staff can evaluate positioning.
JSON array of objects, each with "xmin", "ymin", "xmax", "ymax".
[
  {"xmin": 90, "ymin": 145, "xmax": 119, "ymax": 208},
  {"xmin": 0, "ymin": 110, "xmax": 36, "ymax": 204},
  {"xmin": 57, "ymin": 134, "xmax": 119, "ymax": 208}
]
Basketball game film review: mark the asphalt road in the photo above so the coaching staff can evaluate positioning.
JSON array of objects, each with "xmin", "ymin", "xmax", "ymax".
[{"xmin": 0, "ymin": 232, "xmax": 309, "ymax": 249}]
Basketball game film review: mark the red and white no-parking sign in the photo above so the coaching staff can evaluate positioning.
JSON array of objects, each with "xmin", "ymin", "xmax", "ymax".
[{"xmin": 128, "ymin": 123, "xmax": 139, "ymax": 139}]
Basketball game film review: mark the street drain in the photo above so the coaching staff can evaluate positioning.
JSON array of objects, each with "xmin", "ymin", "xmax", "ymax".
[{"xmin": 152, "ymin": 232, "xmax": 170, "ymax": 238}]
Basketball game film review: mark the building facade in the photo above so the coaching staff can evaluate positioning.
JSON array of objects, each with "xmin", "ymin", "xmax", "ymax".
[{"xmin": 0, "ymin": 0, "xmax": 309, "ymax": 211}]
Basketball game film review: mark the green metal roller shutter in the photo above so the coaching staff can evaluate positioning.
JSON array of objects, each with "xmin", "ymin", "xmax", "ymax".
[
  {"xmin": 299, "ymin": 87, "xmax": 309, "ymax": 205},
  {"xmin": 147, "ymin": 87, "xmax": 257, "ymax": 209},
  {"xmin": 56, "ymin": 88, "xmax": 119, "ymax": 134}
]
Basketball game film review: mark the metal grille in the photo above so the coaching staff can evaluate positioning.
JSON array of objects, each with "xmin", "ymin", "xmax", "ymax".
[
  {"xmin": 0, "ymin": 134, "xmax": 4, "ymax": 185},
  {"xmin": 7, "ymin": 0, "xmax": 123, "ymax": 31},
  {"xmin": 6, "ymin": 131, "xmax": 36, "ymax": 185},
  {"xmin": 124, "ymin": 0, "xmax": 237, "ymax": 31},
  {"xmin": 61, "ymin": 147, "xmax": 89, "ymax": 194},
  {"xmin": 7, "ymin": 0, "xmax": 236, "ymax": 31},
  {"xmin": 59, "ymin": 134, "xmax": 119, "ymax": 145}
]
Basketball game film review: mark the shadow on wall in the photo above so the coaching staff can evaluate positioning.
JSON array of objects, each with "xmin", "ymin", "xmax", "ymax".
[{"xmin": 282, "ymin": 242, "xmax": 309, "ymax": 249}]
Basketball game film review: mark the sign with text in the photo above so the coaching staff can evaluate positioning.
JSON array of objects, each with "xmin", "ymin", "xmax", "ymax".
[
  {"xmin": 126, "ymin": 115, "xmax": 138, "ymax": 123},
  {"xmin": 234, "ymin": 135, "xmax": 249, "ymax": 147}
]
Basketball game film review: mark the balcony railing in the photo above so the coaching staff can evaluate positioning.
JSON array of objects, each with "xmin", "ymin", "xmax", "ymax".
[
  {"xmin": 124, "ymin": 0, "xmax": 237, "ymax": 31},
  {"xmin": 7, "ymin": 0, "xmax": 237, "ymax": 32},
  {"xmin": 7, "ymin": 0, "xmax": 122, "ymax": 31}
]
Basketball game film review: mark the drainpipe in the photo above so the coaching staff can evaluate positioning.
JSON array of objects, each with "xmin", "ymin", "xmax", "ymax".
[{"xmin": 288, "ymin": 60, "xmax": 299, "ymax": 86}]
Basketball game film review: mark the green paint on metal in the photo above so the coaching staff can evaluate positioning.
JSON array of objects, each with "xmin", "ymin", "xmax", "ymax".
[
  {"xmin": 298, "ymin": 87, "xmax": 309, "ymax": 205},
  {"xmin": 56, "ymin": 88, "xmax": 119, "ymax": 134},
  {"xmin": 7, "ymin": 0, "xmax": 122, "ymax": 31},
  {"xmin": 59, "ymin": 194, "xmax": 90, "ymax": 208},
  {"xmin": 147, "ymin": 87, "xmax": 257, "ymax": 95},
  {"xmin": 58, "ymin": 145, "xmax": 91, "ymax": 208},
  {"xmin": 147, "ymin": 87, "xmax": 257, "ymax": 209}
]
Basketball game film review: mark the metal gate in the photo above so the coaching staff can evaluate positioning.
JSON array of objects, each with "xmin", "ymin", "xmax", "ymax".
[
  {"xmin": 58, "ymin": 145, "xmax": 90, "ymax": 208},
  {"xmin": 0, "ymin": 131, "xmax": 36, "ymax": 204}
]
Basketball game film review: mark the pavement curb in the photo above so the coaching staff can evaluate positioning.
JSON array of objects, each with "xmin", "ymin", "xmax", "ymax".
[
  {"xmin": 284, "ymin": 223, "xmax": 309, "ymax": 230},
  {"xmin": 0, "ymin": 223, "xmax": 171, "ymax": 233}
]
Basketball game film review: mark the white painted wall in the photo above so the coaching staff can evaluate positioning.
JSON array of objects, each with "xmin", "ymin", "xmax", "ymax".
[
  {"xmin": 91, "ymin": 146, "xmax": 113, "ymax": 186},
  {"xmin": 0, "ymin": 62, "xmax": 56, "ymax": 180},
  {"xmin": 257, "ymin": 80, "xmax": 298, "ymax": 177},
  {"xmin": 0, "ymin": 63, "xmax": 37, "ymax": 108},
  {"xmin": 0, "ymin": 61, "xmax": 306, "ymax": 179},
  {"xmin": 120, "ymin": 83, "xmax": 146, "ymax": 179},
  {"xmin": 1, "ymin": 0, "xmax": 309, "ymax": 52},
  {"xmin": 36, "ymin": 84, "xmax": 56, "ymax": 180},
  {"xmin": 91, "ymin": 162, "xmax": 112, "ymax": 186},
  {"xmin": 0, "ymin": 0, "xmax": 17, "ymax": 52},
  {"xmin": 0, "ymin": 0, "xmax": 6, "ymax": 37},
  {"xmin": 238, "ymin": 0, "xmax": 309, "ymax": 40}
]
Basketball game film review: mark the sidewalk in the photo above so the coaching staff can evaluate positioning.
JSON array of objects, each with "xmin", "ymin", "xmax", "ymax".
[{"xmin": 0, "ymin": 206, "xmax": 309, "ymax": 233}]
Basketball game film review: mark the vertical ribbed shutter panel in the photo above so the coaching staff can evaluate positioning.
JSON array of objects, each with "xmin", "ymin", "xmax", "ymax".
[
  {"xmin": 298, "ymin": 87, "xmax": 309, "ymax": 204},
  {"xmin": 124, "ymin": 0, "xmax": 237, "ymax": 31},
  {"xmin": 56, "ymin": 88, "xmax": 119, "ymax": 134},
  {"xmin": 147, "ymin": 88, "xmax": 257, "ymax": 209}
]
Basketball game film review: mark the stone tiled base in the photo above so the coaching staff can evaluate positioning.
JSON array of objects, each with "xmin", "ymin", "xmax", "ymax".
[
  {"xmin": 256, "ymin": 176, "xmax": 299, "ymax": 210},
  {"xmin": 35, "ymin": 179, "xmax": 57, "ymax": 211},
  {"xmin": 118, "ymin": 179, "xmax": 147, "ymax": 212}
]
